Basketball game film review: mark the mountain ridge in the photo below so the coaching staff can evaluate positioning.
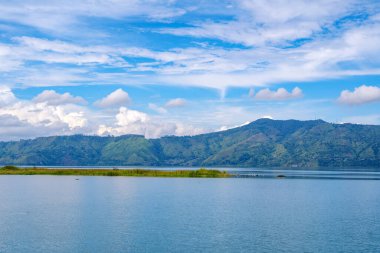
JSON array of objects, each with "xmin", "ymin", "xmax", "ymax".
[{"xmin": 1, "ymin": 119, "xmax": 379, "ymax": 168}]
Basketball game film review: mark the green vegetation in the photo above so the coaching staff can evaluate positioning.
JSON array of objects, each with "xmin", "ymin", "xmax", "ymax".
[
  {"xmin": 0, "ymin": 166, "xmax": 230, "ymax": 178},
  {"xmin": 0, "ymin": 119, "xmax": 379, "ymax": 167},
  {"xmin": 1, "ymin": 165, "xmax": 19, "ymax": 170}
]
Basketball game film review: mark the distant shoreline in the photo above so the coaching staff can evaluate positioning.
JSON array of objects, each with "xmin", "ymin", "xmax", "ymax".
[{"xmin": 0, "ymin": 166, "xmax": 230, "ymax": 178}]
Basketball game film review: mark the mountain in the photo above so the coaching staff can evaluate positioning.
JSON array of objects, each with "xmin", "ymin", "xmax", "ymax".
[{"xmin": 0, "ymin": 119, "xmax": 380, "ymax": 167}]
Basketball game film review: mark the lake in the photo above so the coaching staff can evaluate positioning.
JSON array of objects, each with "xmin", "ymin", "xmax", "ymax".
[{"xmin": 0, "ymin": 175, "xmax": 380, "ymax": 252}]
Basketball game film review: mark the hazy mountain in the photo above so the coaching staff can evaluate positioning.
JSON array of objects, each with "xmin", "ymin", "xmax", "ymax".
[{"xmin": 1, "ymin": 119, "xmax": 379, "ymax": 168}]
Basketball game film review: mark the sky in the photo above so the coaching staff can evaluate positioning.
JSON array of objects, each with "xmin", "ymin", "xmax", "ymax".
[{"xmin": 0, "ymin": 0, "xmax": 380, "ymax": 141}]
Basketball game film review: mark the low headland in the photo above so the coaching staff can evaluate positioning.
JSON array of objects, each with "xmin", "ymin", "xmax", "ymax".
[{"xmin": 0, "ymin": 166, "xmax": 230, "ymax": 178}]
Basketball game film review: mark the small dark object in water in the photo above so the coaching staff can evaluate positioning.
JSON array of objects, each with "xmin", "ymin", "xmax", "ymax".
[
  {"xmin": 75, "ymin": 178, "xmax": 80, "ymax": 180},
  {"xmin": 276, "ymin": 175, "xmax": 286, "ymax": 178}
]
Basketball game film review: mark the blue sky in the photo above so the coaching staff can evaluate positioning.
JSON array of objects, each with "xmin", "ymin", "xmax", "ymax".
[{"xmin": 0, "ymin": 0, "xmax": 380, "ymax": 140}]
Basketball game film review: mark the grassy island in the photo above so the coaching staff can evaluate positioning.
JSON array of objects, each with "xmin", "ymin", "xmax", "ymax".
[{"xmin": 0, "ymin": 166, "xmax": 230, "ymax": 178}]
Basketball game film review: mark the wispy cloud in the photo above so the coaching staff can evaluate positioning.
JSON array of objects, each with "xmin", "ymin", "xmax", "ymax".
[
  {"xmin": 159, "ymin": 0, "xmax": 360, "ymax": 46},
  {"xmin": 0, "ymin": 0, "xmax": 187, "ymax": 32},
  {"xmin": 2, "ymin": 12, "xmax": 380, "ymax": 91}
]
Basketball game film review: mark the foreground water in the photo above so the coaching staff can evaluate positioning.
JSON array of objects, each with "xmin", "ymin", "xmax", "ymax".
[{"xmin": 0, "ymin": 176, "xmax": 380, "ymax": 252}]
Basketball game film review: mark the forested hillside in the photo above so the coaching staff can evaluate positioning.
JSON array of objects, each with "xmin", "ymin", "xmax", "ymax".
[{"xmin": 1, "ymin": 119, "xmax": 379, "ymax": 167}]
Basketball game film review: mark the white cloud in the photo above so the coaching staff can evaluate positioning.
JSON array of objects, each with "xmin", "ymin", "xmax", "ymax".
[
  {"xmin": 0, "ymin": 86, "xmax": 17, "ymax": 106},
  {"xmin": 97, "ymin": 106, "xmax": 206, "ymax": 138},
  {"xmin": 173, "ymin": 123, "xmax": 206, "ymax": 136},
  {"xmin": 53, "ymin": 107, "xmax": 88, "ymax": 129},
  {"xmin": 0, "ymin": 1, "xmax": 187, "ymax": 32},
  {"xmin": 0, "ymin": 114, "xmax": 56, "ymax": 141},
  {"xmin": 97, "ymin": 107, "xmax": 158, "ymax": 137},
  {"xmin": 33, "ymin": 90, "xmax": 87, "ymax": 105},
  {"xmin": 148, "ymin": 103, "xmax": 168, "ymax": 114},
  {"xmin": 16, "ymin": 36, "xmax": 85, "ymax": 54},
  {"xmin": 0, "ymin": 1, "xmax": 379, "ymax": 95},
  {"xmin": 217, "ymin": 121, "xmax": 250, "ymax": 132},
  {"xmin": 0, "ymin": 45, "xmax": 20, "ymax": 71},
  {"xmin": 338, "ymin": 85, "xmax": 380, "ymax": 105},
  {"xmin": 0, "ymin": 86, "xmax": 207, "ymax": 140},
  {"xmin": 0, "ymin": 102, "xmax": 88, "ymax": 130},
  {"xmin": 13, "ymin": 36, "xmax": 121, "ymax": 65},
  {"xmin": 159, "ymin": 0, "xmax": 356, "ymax": 47},
  {"xmin": 2, "ymin": 17, "xmax": 380, "ymax": 93},
  {"xmin": 254, "ymin": 87, "xmax": 303, "ymax": 100},
  {"xmin": 165, "ymin": 98, "xmax": 187, "ymax": 107},
  {"xmin": 0, "ymin": 86, "xmax": 91, "ymax": 140},
  {"xmin": 116, "ymin": 107, "xmax": 148, "ymax": 126},
  {"xmin": 94, "ymin": 89, "xmax": 131, "ymax": 108},
  {"xmin": 2, "ymin": 66, "xmax": 92, "ymax": 87}
]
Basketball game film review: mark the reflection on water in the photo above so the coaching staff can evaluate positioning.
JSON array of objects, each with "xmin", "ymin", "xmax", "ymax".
[
  {"xmin": 0, "ymin": 176, "xmax": 380, "ymax": 252},
  {"xmin": 231, "ymin": 169, "xmax": 380, "ymax": 180}
]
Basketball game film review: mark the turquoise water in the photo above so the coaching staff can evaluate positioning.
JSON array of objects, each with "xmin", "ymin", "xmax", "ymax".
[{"xmin": 0, "ymin": 176, "xmax": 380, "ymax": 252}]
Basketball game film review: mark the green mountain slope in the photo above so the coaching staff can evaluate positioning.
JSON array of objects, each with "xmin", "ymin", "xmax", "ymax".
[{"xmin": 0, "ymin": 119, "xmax": 379, "ymax": 167}]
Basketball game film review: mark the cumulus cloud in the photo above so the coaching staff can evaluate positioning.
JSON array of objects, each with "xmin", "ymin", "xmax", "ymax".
[
  {"xmin": 97, "ymin": 106, "xmax": 205, "ymax": 138},
  {"xmin": 165, "ymin": 98, "xmax": 187, "ymax": 108},
  {"xmin": 0, "ymin": 86, "xmax": 207, "ymax": 140},
  {"xmin": 0, "ymin": 101, "xmax": 88, "ymax": 130},
  {"xmin": 0, "ymin": 86, "xmax": 91, "ymax": 140},
  {"xmin": 94, "ymin": 89, "xmax": 131, "ymax": 108},
  {"xmin": 253, "ymin": 87, "xmax": 303, "ymax": 100},
  {"xmin": 33, "ymin": 90, "xmax": 87, "ymax": 105},
  {"xmin": 338, "ymin": 85, "xmax": 380, "ymax": 105},
  {"xmin": 173, "ymin": 123, "xmax": 206, "ymax": 136},
  {"xmin": 116, "ymin": 107, "xmax": 148, "ymax": 126},
  {"xmin": 0, "ymin": 114, "xmax": 55, "ymax": 141}
]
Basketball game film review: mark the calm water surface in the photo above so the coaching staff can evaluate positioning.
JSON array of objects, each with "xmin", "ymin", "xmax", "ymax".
[{"xmin": 0, "ymin": 175, "xmax": 380, "ymax": 252}]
